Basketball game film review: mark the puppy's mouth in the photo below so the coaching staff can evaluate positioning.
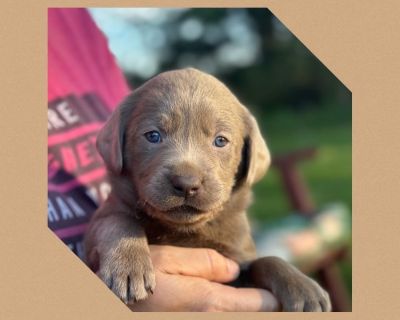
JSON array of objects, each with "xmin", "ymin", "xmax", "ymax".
[
  {"xmin": 143, "ymin": 201, "xmax": 215, "ymax": 227},
  {"xmin": 166, "ymin": 205, "xmax": 205, "ymax": 215}
]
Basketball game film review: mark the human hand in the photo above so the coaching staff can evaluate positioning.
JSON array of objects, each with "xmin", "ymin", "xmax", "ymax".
[{"xmin": 130, "ymin": 245, "xmax": 280, "ymax": 312}]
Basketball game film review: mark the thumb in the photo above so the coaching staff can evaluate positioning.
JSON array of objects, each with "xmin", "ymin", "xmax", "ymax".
[{"xmin": 203, "ymin": 282, "xmax": 281, "ymax": 312}]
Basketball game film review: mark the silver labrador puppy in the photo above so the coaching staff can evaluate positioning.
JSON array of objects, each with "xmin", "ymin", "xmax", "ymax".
[{"xmin": 84, "ymin": 68, "xmax": 331, "ymax": 312}]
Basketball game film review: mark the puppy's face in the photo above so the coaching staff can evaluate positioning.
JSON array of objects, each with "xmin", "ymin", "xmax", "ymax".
[
  {"xmin": 97, "ymin": 69, "xmax": 270, "ymax": 229},
  {"xmin": 125, "ymin": 84, "xmax": 245, "ymax": 227}
]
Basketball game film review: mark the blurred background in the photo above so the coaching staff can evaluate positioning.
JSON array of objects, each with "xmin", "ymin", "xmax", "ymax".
[{"xmin": 89, "ymin": 8, "xmax": 352, "ymax": 310}]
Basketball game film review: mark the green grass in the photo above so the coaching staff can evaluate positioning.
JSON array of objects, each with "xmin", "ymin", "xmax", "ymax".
[{"xmin": 248, "ymin": 104, "xmax": 352, "ymax": 295}]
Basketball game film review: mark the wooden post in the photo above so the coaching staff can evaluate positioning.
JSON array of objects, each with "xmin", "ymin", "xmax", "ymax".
[{"xmin": 272, "ymin": 148, "xmax": 317, "ymax": 216}]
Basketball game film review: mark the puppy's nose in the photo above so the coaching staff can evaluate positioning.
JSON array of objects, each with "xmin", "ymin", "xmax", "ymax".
[{"xmin": 170, "ymin": 175, "xmax": 201, "ymax": 197}]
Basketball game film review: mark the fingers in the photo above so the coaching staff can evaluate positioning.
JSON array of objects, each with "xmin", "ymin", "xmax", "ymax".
[
  {"xmin": 203, "ymin": 282, "xmax": 280, "ymax": 312},
  {"xmin": 131, "ymin": 271, "xmax": 280, "ymax": 312},
  {"xmin": 150, "ymin": 245, "xmax": 239, "ymax": 283},
  {"xmin": 147, "ymin": 246, "xmax": 280, "ymax": 311}
]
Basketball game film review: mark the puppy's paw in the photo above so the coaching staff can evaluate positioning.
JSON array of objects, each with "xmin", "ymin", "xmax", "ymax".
[
  {"xmin": 99, "ymin": 239, "xmax": 156, "ymax": 304},
  {"xmin": 278, "ymin": 274, "xmax": 331, "ymax": 312},
  {"xmin": 249, "ymin": 257, "xmax": 331, "ymax": 312}
]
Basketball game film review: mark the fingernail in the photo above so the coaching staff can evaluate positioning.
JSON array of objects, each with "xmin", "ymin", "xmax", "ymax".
[{"xmin": 227, "ymin": 259, "xmax": 240, "ymax": 276}]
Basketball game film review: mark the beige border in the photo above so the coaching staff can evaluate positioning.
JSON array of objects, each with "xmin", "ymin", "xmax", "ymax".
[{"xmin": 2, "ymin": 0, "xmax": 399, "ymax": 319}]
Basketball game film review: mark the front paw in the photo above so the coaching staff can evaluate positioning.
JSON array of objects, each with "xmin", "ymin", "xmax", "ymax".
[
  {"xmin": 249, "ymin": 257, "xmax": 331, "ymax": 312},
  {"xmin": 278, "ymin": 273, "xmax": 331, "ymax": 312},
  {"xmin": 99, "ymin": 239, "xmax": 156, "ymax": 304}
]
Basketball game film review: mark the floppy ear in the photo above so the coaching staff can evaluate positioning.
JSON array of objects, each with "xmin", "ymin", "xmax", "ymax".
[
  {"xmin": 236, "ymin": 111, "xmax": 271, "ymax": 187},
  {"xmin": 96, "ymin": 95, "xmax": 135, "ymax": 175}
]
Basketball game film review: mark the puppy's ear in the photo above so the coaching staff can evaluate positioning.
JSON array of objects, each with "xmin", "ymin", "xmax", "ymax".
[
  {"xmin": 96, "ymin": 94, "xmax": 135, "ymax": 175},
  {"xmin": 236, "ymin": 111, "xmax": 271, "ymax": 187}
]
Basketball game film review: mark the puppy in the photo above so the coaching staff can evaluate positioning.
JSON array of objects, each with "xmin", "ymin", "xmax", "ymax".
[{"xmin": 84, "ymin": 68, "xmax": 331, "ymax": 311}]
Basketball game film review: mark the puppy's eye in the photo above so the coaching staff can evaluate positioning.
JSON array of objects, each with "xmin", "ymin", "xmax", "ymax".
[
  {"xmin": 214, "ymin": 136, "xmax": 229, "ymax": 148},
  {"xmin": 144, "ymin": 131, "xmax": 162, "ymax": 144}
]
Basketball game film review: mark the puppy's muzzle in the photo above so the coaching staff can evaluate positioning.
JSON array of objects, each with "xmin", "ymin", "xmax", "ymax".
[{"xmin": 170, "ymin": 174, "xmax": 202, "ymax": 198}]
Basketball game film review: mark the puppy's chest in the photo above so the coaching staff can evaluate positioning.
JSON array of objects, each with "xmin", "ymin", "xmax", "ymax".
[
  {"xmin": 147, "ymin": 227, "xmax": 224, "ymax": 250},
  {"xmin": 144, "ymin": 221, "xmax": 255, "ymax": 262}
]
